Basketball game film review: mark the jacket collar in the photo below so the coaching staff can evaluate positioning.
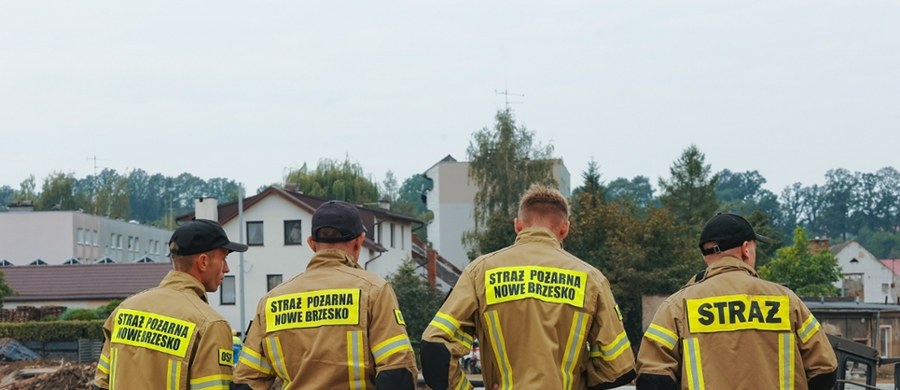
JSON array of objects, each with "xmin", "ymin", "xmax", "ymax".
[
  {"xmin": 514, "ymin": 227, "xmax": 562, "ymax": 249},
  {"xmin": 704, "ymin": 256, "xmax": 758, "ymax": 279},
  {"xmin": 307, "ymin": 249, "xmax": 361, "ymax": 271},
  {"xmin": 160, "ymin": 270, "xmax": 209, "ymax": 303}
]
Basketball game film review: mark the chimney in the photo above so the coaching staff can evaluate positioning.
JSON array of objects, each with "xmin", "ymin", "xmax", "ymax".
[
  {"xmin": 807, "ymin": 237, "xmax": 830, "ymax": 252},
  {"xmin": 426, "ymin": 247, "xmax": 437, "ymax": 289},
  {"xmin": 194, "ymin": 197, "xmax": 219, "ymax": 221}
]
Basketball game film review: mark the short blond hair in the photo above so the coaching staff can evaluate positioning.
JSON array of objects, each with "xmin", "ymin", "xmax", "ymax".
[{"xmin": 517, "ymin": 184, "xmax": 569, "ymax": 225}]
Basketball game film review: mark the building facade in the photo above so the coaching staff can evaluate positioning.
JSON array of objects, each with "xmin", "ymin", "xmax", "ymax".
[
  {"xmin": 423, "ymin": 155, "xmax": 571, "ymax": 269},
  {"xmin": 832, "ymin": 240, "xmax": 898, "ymax": 304},
  {"xmin": 0, "ymin": 209, "xmax": 172, "ymax": 265}
]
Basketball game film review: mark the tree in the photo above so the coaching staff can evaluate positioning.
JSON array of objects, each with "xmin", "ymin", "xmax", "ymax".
[
  {"xmin": 463, "ymin": 109, "xmax": 557, "ymax": 258},
  {"xmin": 759, "ymin": 227, "xmax": 841, "ymax": 297},
  {"xmin": 16, "ymin": 175, "xmax": 36, "ymax": 202},
  {"xmin": 658, "ymin": 145, "xmax": 719, "ymax": 236},
  {"xmin": 567, "ymin": 164, "xmax": 697, "ymax": 347},
  {"xmin": 393, "ymin": 174, "xmax": 433, "ymax": 241},
  {"xmin": 605, "ymin": 175, "xmax": 656, "ymax": 211},
  {"xmin": 820, "ymin": 168, "xmax": 857, "ymax": 240},
  {"xmin": 386, "ymin": 260, "xmax": 444, "ymax": 348},
  {"xmin": 285, "ymin": 159, "xmax": 380, "ymax": 204},
  {"xmin": 0, "ymin": 270, "xmax": 13, "ymax": 310},
  {"xmin": 34, "ymin": 172, "xmax": 78, "ymax": 211},
  {"xmin": 0, "ymin": 185, "xmax": 13, "ymax": 211}
]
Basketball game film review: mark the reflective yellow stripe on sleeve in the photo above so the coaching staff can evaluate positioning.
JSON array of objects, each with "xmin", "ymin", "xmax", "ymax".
[
  {"xmin": 597, "ymin": 331, "xmax": 630, "ymax": 361},
  {"xmin": 644, "ymin": 323, "xmax": 678, "ymax": 350},
  {"xmin": 798, "ymin": 315, "xmax": 821, "ymax": 343},
  {"xmin": 484, "ymin": 310, "xmax": 513, "ymax": 390},
  {"xmin": 454, "ymin": 372, "xmax": 472, "ymax": 390},
  {"xmin": 97, "ymin": 353, "xmax": 110, "ymax": 374},
  {"xmin": 779, "ymin": 332, "xmax": 796, "ymax": 390},
  {"xmin": 347, "ymin": 331, "xmax": 367, "ymax": 390},
  {"xmin": 430, "ymin": 312, "xmax": 474, "ymax": 349},
  {"xmin": 237, "ymin": 346, "xmax": 273, "ymax": 375},
  {"xmin": 372, "ymin": 334, "xmax": 413, "ymax": 364},
  {"xmin": 167, "ymin": 359, "xmax": 183, "ymax": 390},
  {"xmin": 189, "ymin": 374, "xmax": 231, "ymax": 390},
  {"xmin": 109, "ymin": 347, "xmax": 118, "ymax": 390},
  {"xmin": 265, "ymin": 336, "xmax": 291, "ymax": 387},
  {"xmin": 683, "ymin": 338, "xmax": 705, "ymax": 390},
  {"xmin": 561, "ymin": 312, "xmax": 589, "ymax": 390}
]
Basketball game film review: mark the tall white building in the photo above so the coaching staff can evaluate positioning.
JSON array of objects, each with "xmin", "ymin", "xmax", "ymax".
[
  {"xmin": 423, "ymin": 155, "xmax": 570, "ymax": 270},
  {"xmin": 0, "ymin": 207, "xmax": 172, "ymax": 266}
]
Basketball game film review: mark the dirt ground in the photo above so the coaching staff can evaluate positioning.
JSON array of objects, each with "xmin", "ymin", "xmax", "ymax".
[{"xmin": 0, "ymin": 360, "xmax": 96, "ymax": 390}]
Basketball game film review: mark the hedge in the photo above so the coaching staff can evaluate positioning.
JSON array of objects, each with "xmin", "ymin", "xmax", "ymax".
[{"xmin": 0, "ymin": 320, "xmax": 104, "ymax": 342}]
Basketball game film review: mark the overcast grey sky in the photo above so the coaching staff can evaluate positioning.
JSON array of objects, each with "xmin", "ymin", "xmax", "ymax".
[{"xmin": 2, "ymin": 1, "xmax": 898, "ymax": 196}]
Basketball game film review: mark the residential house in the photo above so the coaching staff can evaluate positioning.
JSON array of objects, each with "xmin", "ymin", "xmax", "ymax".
[
  {"xmin": 1, "ymin": 262, "xmax": 172, "ymax": 313},
  {"xmin": 423, "ymin": 155, "xmax": 571, "ymax": 270},
  {"xmin": 831, "ymin": 240, "xmax": 897, "ymax": 304},
  {"xmin": 0, "ymin": 207, "xmax": 172, "ymax": 265},
  {"xmin": 176, "ymin": 186, "xmax": 442, "ymax": 333}
]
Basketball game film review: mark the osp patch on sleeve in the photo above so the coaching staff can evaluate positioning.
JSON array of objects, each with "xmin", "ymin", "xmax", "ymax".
[
  {"xmin": 394, "ymin": 309, "xmax": 406, "ymax": 326},
  {"xmin": 218, "ymin": 348, "xmax": 234, "ymax": 366}
]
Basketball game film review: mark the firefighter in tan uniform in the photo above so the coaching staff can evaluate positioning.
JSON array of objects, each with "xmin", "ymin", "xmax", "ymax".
[
  {"xmin": 233, "ymin": 200, "xmax": 417, "ymax": 390},
  {"xmin": 93, "ymin": 219, "xmax": 248, "ymax": 390},
  {"xmin": 421, "ymin": 185, "xmax": 636, "ymax": 390},
  {"xmin": 636, "ymin": 213, "xmax": 838, "ymax": 390}
]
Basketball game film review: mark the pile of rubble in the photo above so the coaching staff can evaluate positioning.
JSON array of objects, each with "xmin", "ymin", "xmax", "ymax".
[{"xmin": 0, "ymin": 361, "xmax": 96, "ymax": 390}]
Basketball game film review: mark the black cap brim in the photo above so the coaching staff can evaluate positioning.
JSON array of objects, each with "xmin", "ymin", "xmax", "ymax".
[
  {"xmin": 223, "ymin": 241, "xmax": 249, "ymax": 253},
  {"xmin": 755, "ymin": 234, "xmax": 772, "ymax": 245}
]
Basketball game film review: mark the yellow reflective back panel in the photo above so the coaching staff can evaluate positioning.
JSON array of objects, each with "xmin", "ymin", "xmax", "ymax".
[
  {"xmin": 686, "ymin": 294, "xmax": 790, "ymax": 333},
  {"xmin": 111, "ymin": 309, "xmax": 196, "ymax": 358},
  {"xmin": 266, "ymin": 288, "xmax": 361, "ymax": 331},
  {"xmin": 485, "ymin": 266, "xmax": 587, "ymax": 308}
]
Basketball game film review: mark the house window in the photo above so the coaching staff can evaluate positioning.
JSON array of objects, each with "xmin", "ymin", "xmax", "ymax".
[
  {"xmin": 883, "ymin": 283, "xmax": 890, "ymax": 294},
  {"xmin": 97, "ymin": 257, "xmax": 116, "ymax": 264},
  {"xmin": 221, "ymin": 276, "xmax": 236, "ymax": 305},
  {"xmin": 63, "ymin": 258, "xmax": 81, "ymax": 265},
  {"xmin": 117, "ymin": 234, "xmax": 123, "ymax": 248},
  {"xmin": 0, "ymin": 260, "xmax": 12, "ymax": 267},
  {"xmin": 137, "ymin": 256, "xmax": 154, "ymax": 263},
  {"xmin": 77, "ymin": 228, "xmax": 84, "ymax": 244},
  {"xmin": 134, "ymin": 238, "xmax": 140, "ymax": 252},
  {"xmin": 881, "ymin": 326, "xmax": 891, "ymax": 358},
  {"xmin": 400, "ymin": 225, "xmax": 405, "ymax": 249},
  {"xmin": 247, "ymin": 221, "xmax": 264, "ymax": 246},
  {"xmin": 30, "ymin": 259, "xmax": 48, "ymax": 266},
  {"xmin": 93, "ymin": 230, "xmax": 99, "ymax": 246},
  {"xmin": 390, "ymin": 223, "xmax": 396, "ymax": 248},
  {"xmin": 267, "ymin": 274, "xmax": 283, "ymax": 291},
  {"xmin": 284, "ymin": 220, "xmax": 303, "ymax": 245}
]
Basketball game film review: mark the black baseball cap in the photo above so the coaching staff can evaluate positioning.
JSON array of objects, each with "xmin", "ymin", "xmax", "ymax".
[
  {"xmin": 698, "ymin": 213, "xmax": 771, "ymax": 256},
  {"xmin": 169, "ymin": 219, "xmax": 249, "ymax": 256},
  {"xmin": 311, "ymin": 200, "xmax": 367, "ymax": 243}
]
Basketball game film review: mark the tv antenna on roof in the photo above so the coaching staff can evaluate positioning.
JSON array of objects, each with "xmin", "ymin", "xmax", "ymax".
[
  {"xmin": 495, "ymin": 89, "xmax": 524, "ymax": 109},
  {"xmin": 86, "ymin": 155, "xmax": 111, "ymax": 214}
]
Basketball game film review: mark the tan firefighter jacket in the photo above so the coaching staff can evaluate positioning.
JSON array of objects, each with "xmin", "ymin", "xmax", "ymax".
[
  {"xmin": 94, "ymin": 270, "xmax": 235, "ymax": 390},
  {"xmin": 232, "ymin": 249, "xmax": 417, "ymax": 389},
  {"xmin": 422, "ymin": 227, "xmax": 635, "ymax": 390},
  {"xmin": 636, "ymin": 257, "xmax": 838, "ymax": 389}
]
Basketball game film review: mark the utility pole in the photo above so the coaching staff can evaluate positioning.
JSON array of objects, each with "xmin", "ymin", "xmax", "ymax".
[{"xmin": 85, "ymin": 156, "xmax": 110, "ymax": 215}]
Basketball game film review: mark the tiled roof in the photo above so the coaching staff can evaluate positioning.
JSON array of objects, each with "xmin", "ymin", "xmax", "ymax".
[
  {"xmin": 1, "ymin": 263, "xmax": 172, "ymax": 302},
  {"xmin": 177, "ymin": 186, "xmax": 422, "ymax": 252},
  {"xmin": 880, "ymin": 260, "xmax": 900, "ymax": 276},
  {"xmin": 829, "ymin": 240, "xmax": 854, "ymax": 255}
]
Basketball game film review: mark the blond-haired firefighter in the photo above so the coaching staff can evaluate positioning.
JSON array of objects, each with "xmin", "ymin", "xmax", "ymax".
[{"xmin": 421, "ymin": 184, "xmax": 636, "ymax": 390}]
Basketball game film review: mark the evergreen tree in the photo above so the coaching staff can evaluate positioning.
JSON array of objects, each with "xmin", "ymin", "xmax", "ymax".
[{"xmin": 658, "ymin": 145, "xmax": 719, "ymax": 236}]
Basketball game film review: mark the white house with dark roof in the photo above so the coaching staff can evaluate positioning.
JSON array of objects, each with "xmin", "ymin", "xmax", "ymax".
[
  {"xmin": 176, "ymin": 186, "xmax": 454, "ymax": 334},
  {"xmin": 831, "ymin": 240, "xmax": 897, "ymax": 304}
]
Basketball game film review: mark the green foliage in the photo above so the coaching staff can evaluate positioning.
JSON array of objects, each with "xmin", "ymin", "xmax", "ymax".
[
  {"xmin": 658, "ymin": 145, "xmax": 719, "ymax": 237},
  {"xmin": 61, "ymin": 308, "xmax": 100, "ymax": 321},
  {"xmin": 464, "ymin": 109, "xmax": 557, "ymax": 259},
  {"xmin": 391, "ymin": 174, "xmax": 433, "ymax": 241},
  {"xmin": 568, "ymin": 167, "xmax": 697, "ymax": 348},
  {"xmin": 16, "ymin": 175, "xmax": 37, "ymax": 202},
  {"xmin": 386, "ymin": 260, "xmax": 444, "ymax": 346},
  {"xmin": 759, "ymin": 227, "xmax": 841, "ymax": 296},
  {"xmin": 0, "ymin": 320, "xmax": 104, "ymax": 342},
  {"xmin": 34, "ymin": 172, "xmax": 77, "ymax": 211},
  {"xmin": 856, "ymin": 229, "xmax": 900, "ymax": 259},
  {"xmin": 94, "ymin": 300, "xmax": 122, "ymax": 319},
  {"xmin": 285, "ymin": 159, "xmax": 380, "ymax": 203},
  {"xmin": 0, "ymin": 270, "xmax": 13, "ymax": 310}
]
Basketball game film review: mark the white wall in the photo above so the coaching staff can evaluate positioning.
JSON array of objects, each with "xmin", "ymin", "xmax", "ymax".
[
  {"xmin": 213, "ymin": 193, "xmax": 415, "ymax": 334},
  {"xmin": 0, "ymin": 212, "xmax": 74, "ymax": 264},
  {"xmin": 834, "ymin": 241, "xmax": 894, "ymax": 303}
]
